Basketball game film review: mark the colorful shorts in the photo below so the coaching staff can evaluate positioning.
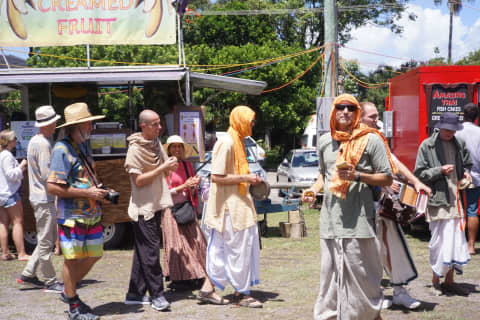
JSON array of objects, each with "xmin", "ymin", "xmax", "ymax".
[{"xmin": 58, "ymin": 217, "xmax": 103, "ymax": 260}]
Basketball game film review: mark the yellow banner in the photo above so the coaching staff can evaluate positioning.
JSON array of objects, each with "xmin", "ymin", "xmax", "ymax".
[{"xmin": 0, "ymin": 0, "xmax": 176, "ymax": 46}]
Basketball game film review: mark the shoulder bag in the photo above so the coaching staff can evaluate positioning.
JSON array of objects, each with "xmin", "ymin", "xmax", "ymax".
[{"xmin": 171, "ymin": 161, "xmax": 196, "ymax": 225}]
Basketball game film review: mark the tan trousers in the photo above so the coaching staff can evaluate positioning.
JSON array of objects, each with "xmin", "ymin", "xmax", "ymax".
[
  {"xmin": 22, "ymin": 202, "xmax": 58, "ymax": 285},
  {"xmin": 314, "ymin": 238, "xmax": 383, "ymax": 320}
]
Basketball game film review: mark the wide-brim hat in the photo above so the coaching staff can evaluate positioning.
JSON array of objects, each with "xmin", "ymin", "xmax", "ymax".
[
  {"xmin": 164, "ymin": 135, "xmax": 194, "ymax": 158},
  {"xmin": 35, "ymin": 105, "xmax": 61, "ymax": 127},
  {"xmin": 57, "ymin": 102, "xmax": 105, "ymax": 128},
  {"xmin": 435, "ymin": 112, "xmax": 463, "ymax": 131}
]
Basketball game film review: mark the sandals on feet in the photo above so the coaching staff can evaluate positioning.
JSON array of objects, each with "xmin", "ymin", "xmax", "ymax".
[
  {"xmin": 198, "ymin": 290, "xmax": 229, "ymax": 305},
  {"xmin": 237, "ymin": 296, "xmax": 263, "ymax": 308},
  {"xmin": 1, "ymin": 253, "xmax": 15, "ymax": 261}
]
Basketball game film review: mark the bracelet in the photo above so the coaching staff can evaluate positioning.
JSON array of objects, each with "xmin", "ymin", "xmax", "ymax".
[{"xmin": 355, "ymin": 172, "xmax": 361, "ymax": 182}]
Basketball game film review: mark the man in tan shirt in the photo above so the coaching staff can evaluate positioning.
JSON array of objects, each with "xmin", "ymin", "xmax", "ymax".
[
  {"xmin": 204, "ymin": 105, "xmax": 263, "ymax": 308},
  {"xmin": 124, "ymin": 109, "xmax": 178, "ymax": 311}
]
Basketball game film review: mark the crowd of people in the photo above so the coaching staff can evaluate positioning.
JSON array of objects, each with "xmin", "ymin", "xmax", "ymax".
[
  {"xmin": 302, "ymin": 94, "xmax": 475, "ymax": 320},
  {"xmin": 1, "ymin": 96, "xmax": 478, "ymax": 320}
]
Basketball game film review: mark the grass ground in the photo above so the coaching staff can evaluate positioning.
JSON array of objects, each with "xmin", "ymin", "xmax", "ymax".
[{"xmin": 1, "ymin": 208, "xmax": 480, "ymax": 319}]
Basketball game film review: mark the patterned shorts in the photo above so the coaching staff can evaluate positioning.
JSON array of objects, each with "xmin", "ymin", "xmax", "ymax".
[{"xmin": 58, "ymin": 218, "xmax": 103, "ymax": 260}]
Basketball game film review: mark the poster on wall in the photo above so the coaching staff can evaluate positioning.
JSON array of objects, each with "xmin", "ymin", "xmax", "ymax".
[
  {"xmin": 426, "ymin": 84, "xmax": 472, "ymax": 133},
  {"xmin": 179, "ymin": 111, "xmax": 202, "ymax": 159},
  {"xmin": 0, "ymin": 0, "xmax": 176, "ymax": 46},
  {"xmin": 11, "ymin": 121, "xmax": 39, "ymax": 159}
]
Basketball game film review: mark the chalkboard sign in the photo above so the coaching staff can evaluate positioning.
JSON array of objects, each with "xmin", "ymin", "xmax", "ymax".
[{"xmin": 424, "ymin": 83, "xmax": 474, "ymax": 134}]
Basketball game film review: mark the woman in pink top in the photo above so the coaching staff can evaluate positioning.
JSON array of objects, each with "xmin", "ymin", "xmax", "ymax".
[{"xmin": 162, "ymin": 135, "xmax": 228, "ymax": 305}]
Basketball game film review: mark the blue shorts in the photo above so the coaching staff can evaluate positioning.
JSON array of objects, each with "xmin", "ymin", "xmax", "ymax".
[
  {"xmin": 465, "ymin": 186, "xmax": 480, "ymax": 217},
  {"xmin": 2, "ymin": 192, "xmax": 21, "ymax": 208}
]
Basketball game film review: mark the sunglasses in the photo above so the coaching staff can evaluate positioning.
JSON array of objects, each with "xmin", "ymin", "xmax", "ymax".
[{"xmin": 335, "ymin": 104, "xmax": 357, "ymax": 112}]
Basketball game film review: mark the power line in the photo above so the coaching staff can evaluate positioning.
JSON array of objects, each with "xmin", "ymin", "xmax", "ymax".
[{"xmin": 185, "ymin": 4, "xmax": 406, "ymax": 16}]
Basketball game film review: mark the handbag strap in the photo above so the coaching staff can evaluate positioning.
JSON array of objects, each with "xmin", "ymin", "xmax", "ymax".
[{"xmin": 182, "ymin": 160, "xmax": 190, "ymax": 178}]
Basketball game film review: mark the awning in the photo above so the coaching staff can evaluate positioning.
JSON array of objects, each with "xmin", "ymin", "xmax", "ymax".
[
  {"xmin": 0, "ymin": 66, "xmax": 267, "ymax": 95},
  {"xmin": 190, "ymin": 72, "xmax": 266, "ymax": 95}
]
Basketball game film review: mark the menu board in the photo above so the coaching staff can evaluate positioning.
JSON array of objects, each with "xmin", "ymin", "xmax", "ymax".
[
  {"xmin": 428, "ymin": 84, "xmax": 469, "ymax": 131},
  {"xmin": 179, "ymin": 111, "xmax": 202, "ymax": 157},
  {"xmin": 10, "ymin": 121, "xmax": 39, "ymax": 159}
]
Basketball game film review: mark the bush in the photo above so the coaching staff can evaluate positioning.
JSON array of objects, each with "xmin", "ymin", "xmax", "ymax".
[{"xmin": 263, "ymin": 145, "xmax": 284, "ymax": 171}]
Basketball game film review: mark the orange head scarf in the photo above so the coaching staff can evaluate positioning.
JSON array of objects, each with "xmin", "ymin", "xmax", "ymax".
[
  {"xmin": 329, "ymin": 94, "xmax": 397, "ymax": 199},
  {"xmin": 227, "ymin": 105, "xmax": 256, "ymax": 196}
]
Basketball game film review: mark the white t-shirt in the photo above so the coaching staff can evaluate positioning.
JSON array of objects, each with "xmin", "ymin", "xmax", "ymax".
[{"xmin": 455, "ymin": 122, "xmax": 480, "ymax": 186}]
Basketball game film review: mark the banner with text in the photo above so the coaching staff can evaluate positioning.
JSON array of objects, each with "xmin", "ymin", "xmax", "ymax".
[{"xmin": 0, "ymin": 0, "xmax": 176, "ymax": 46}]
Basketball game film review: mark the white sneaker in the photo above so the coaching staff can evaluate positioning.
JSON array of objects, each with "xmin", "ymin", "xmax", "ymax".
[
  {"xmin": 381, "ymin": 298, "xmax": 392, "ymax": 309},
  {"xmin": 392, "ymin": 291, "xmax": 421, "ymax": 309}
]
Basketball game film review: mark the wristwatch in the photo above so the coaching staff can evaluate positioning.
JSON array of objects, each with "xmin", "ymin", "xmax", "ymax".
[{"xmin": 355, "ymin": 172, "xmax": 361, "ymax": 182}]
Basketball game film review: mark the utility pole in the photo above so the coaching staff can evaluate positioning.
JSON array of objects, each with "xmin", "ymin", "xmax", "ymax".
[
  {"xmin": 323, "ymin": 0, "xmax": 338, "ymax": 97},
  {"xmin": 316, "ymin": 0, "xmax": 338, "ymax": 147}
]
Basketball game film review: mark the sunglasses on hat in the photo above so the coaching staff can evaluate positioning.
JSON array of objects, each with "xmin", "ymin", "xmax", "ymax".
[{"xmin": 335, "ymin": 104, "xmax": 357, "ymax": 112}]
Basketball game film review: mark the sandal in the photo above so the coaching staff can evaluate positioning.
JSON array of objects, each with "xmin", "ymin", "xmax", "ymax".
[
  {"xmin": 237, "ymin": 296, "xmax": 263, "ymax": 308},
  {"xmin": 198, "ymin": 290, "xmax": 229, "ymax": 305},
  {"xmin": 1, "ymin": 253, "xmax": 15, "ymax": 261}
]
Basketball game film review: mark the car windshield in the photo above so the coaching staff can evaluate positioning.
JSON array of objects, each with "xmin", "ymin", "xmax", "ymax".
[{"xmin": 292, "ymin": 151, "xmax": 318, "ymax": 167}]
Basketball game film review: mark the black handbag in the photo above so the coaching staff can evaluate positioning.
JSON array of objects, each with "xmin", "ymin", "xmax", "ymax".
[
  {"xmin": 172, "ymin": 201, "xmax": 196, "ymax": 224},
  {"xmin": 171, "ymin": 161, "xmax": 196, "ymax": 225}
]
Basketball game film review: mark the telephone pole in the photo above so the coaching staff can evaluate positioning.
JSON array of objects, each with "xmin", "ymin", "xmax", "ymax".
[{"xmin": 323, "ymin": 0, "xmax": 338, "ymax": 97}]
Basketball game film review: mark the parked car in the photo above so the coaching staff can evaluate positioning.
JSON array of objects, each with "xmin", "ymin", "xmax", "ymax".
[
  {"xmin": 276, "ymin": 149, "xmax": 319, "ymax": 196},
  {"xmin": 215, "ymin": 131, "xmax": 266, "ymax": 164}
]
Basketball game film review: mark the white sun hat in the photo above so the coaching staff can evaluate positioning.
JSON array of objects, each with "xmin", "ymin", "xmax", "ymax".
[{"xmin": 34, "ymin": 105, "xmax": 61, "ymax": 127}]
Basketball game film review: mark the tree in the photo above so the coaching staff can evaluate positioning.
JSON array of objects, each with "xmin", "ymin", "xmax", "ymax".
[{"xmin": 434, "ymin": 0, "xmax": 475, "ymax": 64}]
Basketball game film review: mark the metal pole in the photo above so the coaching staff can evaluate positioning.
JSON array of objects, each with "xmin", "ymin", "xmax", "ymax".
[
  {"xmin": 128, "ymin": 82, "xmax": 135, "ymax": 130},
  {"xmin": 323, "ymin": 0, "xmax": 338, "ymax": 98},
  {"xmin": 177, "ymin": 14, "xmax": 182, "ymax": 65},
  {"xmin": 0, "ymin": 48, "xmax": 11, "ymax": 70},
  {"xmin": 185, "ymin": 71, "xmax": 191, "ymax": 106},
  {"xmin": 86, "ymin": 44, "xmax": 91, "ymax": 68}
]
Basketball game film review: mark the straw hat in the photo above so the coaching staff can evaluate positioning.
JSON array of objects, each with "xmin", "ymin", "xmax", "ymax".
[
  {"xmin": 35, "ymin": 105, "xmax": 61, "ymax": 127},
  {"xmin": 57, "ymin": 102, "xmax": 105, "ymax": 128},
  {"xmin": 164, "ymin": 135, "xmax": 194, "ymax": 158}
]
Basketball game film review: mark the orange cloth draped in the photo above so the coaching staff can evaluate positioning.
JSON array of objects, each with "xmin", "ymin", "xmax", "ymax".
[
  {"xmin": 227, "ymin": 106, "xmax": 256, "ymax": 196},
  {"xmin": 329, "ymin": 94, "xmax": 397, "ymax": 199}
]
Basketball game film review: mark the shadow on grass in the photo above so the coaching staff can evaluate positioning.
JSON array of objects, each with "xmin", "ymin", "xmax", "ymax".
[
  {"xmin": 93, "ymin": 302, "xmax": 145, "ymax": 316},
  {"xmin": 223, "ymin": 290, "xmax": 282, "ymax": 304}
]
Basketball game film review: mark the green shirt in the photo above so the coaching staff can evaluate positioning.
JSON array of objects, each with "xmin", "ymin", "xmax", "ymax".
[{"xmin": 318, "ymin": 132, "xmax": 392, "ymax": 239}]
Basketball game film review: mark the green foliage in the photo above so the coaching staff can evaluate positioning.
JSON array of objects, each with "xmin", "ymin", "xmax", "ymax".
[{"xmin": 264, "ymin": 144, "xmax": 284, "ymax": 170}]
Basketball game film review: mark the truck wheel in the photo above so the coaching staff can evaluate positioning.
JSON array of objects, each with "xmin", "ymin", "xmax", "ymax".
[
  {"xmin": 23, "ymin": 231, "xmax": 38, "ymax": 253},
  {"xmin": 103, "ymin": 223, "xmax": 127, "ymax": 249}
]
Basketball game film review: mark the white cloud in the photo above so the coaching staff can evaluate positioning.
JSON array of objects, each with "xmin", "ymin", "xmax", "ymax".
[{"xmin": 341, "ymin": 4, "xmax": 480, "ymax": 72}]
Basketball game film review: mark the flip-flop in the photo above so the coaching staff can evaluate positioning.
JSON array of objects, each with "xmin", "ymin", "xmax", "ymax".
[
  {"xmin": 198, "ymin": 290, "xmax": 229, "ymax": 305},
  {"xmin": 237, "ymin": 296, "xmax": 263, "ymax": 308},
  {"xmin": 1, "ymin": 253, "xmax": 15, "ymax": 261},
  {"xmin": 17, "ymin": 255, "xmax": 31, "ymax": 261}
]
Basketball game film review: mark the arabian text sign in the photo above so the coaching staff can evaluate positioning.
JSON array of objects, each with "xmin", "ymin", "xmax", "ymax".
[{"xmin": 0, "ymin": 0, "xmax": 176, "ymax": 46}]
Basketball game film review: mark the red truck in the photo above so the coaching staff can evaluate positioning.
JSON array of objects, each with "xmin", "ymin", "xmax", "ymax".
[{"xmin": 387, "ymin": 65, "xmax": 480, "ymax": 170}]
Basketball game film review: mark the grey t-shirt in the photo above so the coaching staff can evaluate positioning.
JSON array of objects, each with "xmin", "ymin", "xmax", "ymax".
[
  {"xmin": 27, "ymin": 134, "xmax": 54, "ymax": 204},
  {"xmin": 318, "ymin": 132, "xmax": 392, "ymax": 239},
  {"xmin": 455, "ymin": 122, "xmax": 480, "ymax": 186}
]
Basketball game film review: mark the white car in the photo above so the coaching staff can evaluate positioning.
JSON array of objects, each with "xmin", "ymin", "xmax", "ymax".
[
  {"xmin": 215, "ymin": 131, "xmax": 266, "ymax": 163},
  {"xmin": 276, "ymin": 149, "xmax": 319, "ymax": 196}
]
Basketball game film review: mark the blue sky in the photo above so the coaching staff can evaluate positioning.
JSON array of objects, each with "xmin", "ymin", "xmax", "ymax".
[
  {"xmin": 341, "ymin": 0, "xmax": 480, "ymax": 71},
  {"xmin": 3, "ymin": 1, "xmax": 480, "ymax": 71}
]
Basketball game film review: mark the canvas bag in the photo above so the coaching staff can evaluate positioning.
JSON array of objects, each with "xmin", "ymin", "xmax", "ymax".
[{"xmin": 171, "ymin": 161, "xmax": 196, "ymax": 225}]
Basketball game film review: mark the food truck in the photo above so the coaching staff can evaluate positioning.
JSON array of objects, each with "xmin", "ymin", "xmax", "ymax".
[
  {"xmin": 386, "ymin": 65, "xmax": 480, "ymax": 170},
  {"xmin": 0, "ymin": 66, "xmax": 267, "ymax": 249}
]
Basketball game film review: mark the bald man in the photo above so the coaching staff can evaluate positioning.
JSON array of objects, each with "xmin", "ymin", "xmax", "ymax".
[
  {"xmin": 360, "ymin": 102, "xmax": 429, "ymax": 310},
  {"xmin": 124, "ymin": 109, "xmax": 178, "ymax": 311}
]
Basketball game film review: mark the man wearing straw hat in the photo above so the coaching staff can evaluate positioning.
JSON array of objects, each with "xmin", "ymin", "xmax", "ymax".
[
  {"xmin": 302, "ymin": 94, "xmax": 395, "ymax": 320},
  {"xmin": 18, "ymin": 105, "xmax": 63, "ymax": 294},
  {"xmin": 124, "ymin": 109, "xmax": 178, "ymax": 311},
  {"xmin": 47, "ymin": 102, "xmax": 108, "ymax": 320},
  {"xmin": 414, "ymin": 112, "xmax": 472, "ymax": 296}
]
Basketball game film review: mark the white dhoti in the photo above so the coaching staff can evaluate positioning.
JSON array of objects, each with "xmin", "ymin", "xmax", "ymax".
[
  {"xmin": 206, "ymin": 213, "xmax": 260, "ymax": 294},
  {"xmin": 314, "ymin": 238, "xmax": 383, "ymax": 320},
  {"xmin": 429, "ymin": 218, "xmax": 470, "ymax": 277},
  {"xmin": 377, "ymin": 217, "xmax": 418, "ymax": 285}
]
